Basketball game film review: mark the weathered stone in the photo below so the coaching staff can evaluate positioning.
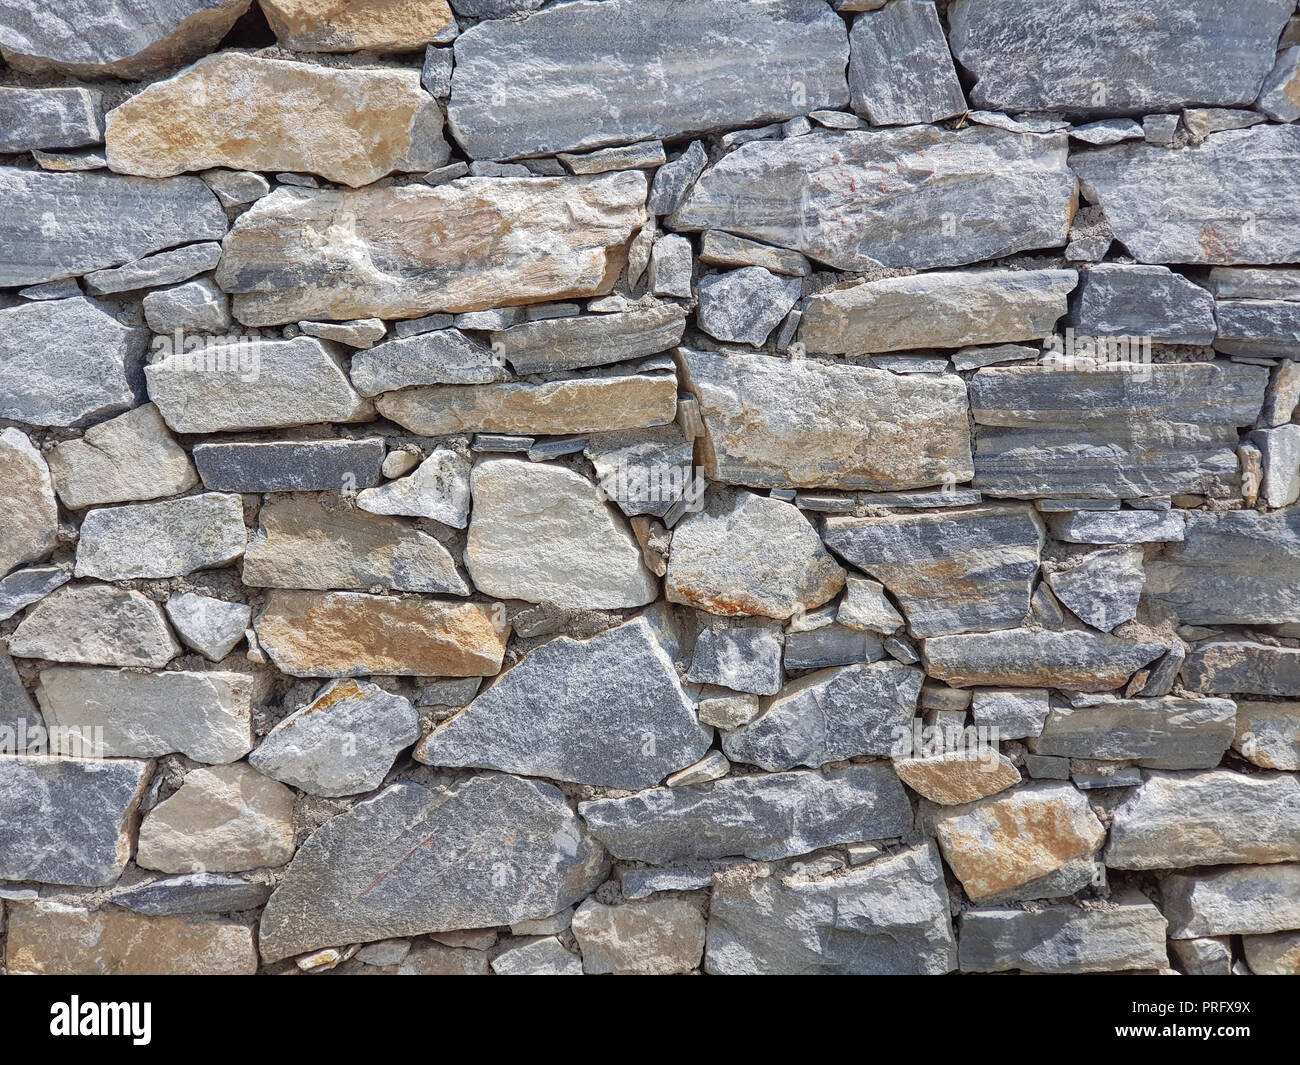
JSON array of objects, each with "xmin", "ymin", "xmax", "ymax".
[
  {"xmin": 259, "ymin": 774, "xmax": 609, "ymax": 961},
  {"xmin": 75, "ymin": 493, "xmax": 245, "ymax": 581},
  {"xmin": 893, "ymin": 749, "xmax": 1021, "ymax": 806},
  {"xmin": 9, "ymin": 584, "xmax": 180, "ymax": 668},
  {"xmin": 0, "ymin": 430, "xmax": 57, "ymax": 578},
  {"xmin": 1186, "ymin": 640, "xmax": 1300, "ymax": 697},
  {"xmin": 253, "ymin": 591, "xmax": 508, "ymax": 678},
  {"xmin": 250, "ymin": 679, "xmax": 419, "ymax": 797},
  {"xmin": 723, "ymin": 661, "xmax": 921, "ymax": 771},
  {"xmin": 1069, "ymin": 119, "xmax": 1143, "ymax": 145},
  {"xmin": 260, "ymin": 0, "xmax": 455, "ymax": 52},
  {"xmin": 1042, "ymin": 546, "xmax": 1145, "ymax": 632},
  {"xmin": 667, "ymin": 750, "xmax": 731, "ymax": 788},
  {"xmin": 1257, "ymin": 44, "xmax": 1300, "ymax": 121},
  {"xmin": 670, "ymin": 127, "xmax": 1075, "ymax": 271},
  {"xmin": 0, "ymin": 565, "xmax": 70, "ymax": 622},
  {"xmin": 1169, "ymin": 936, "xmax": 1233, "ymax": 976},
  {"xmin": 822, "ymin": 505, "xmax": 1044, "ymax": 638},
  {"xmin": 299, "ymin": 318, "xmax": 386, "ymax": 349},
  {"xmin": 648, "ymin": 140, "xmax": 708, "ymax": 216},
  {"xmin": 0, "ymin": 86, "xmax": 101, "ymax": 152},
  {"xmin": 37, "ymin": 666, "xmax": 257, "ymax": 763},
  {"xmin": 446, "ymin": 0, "xmax": 848, "ymax": 159},
  {"xmin": 356, "ymin": 448, "xmax": 471, "ymax": 529},
  {"xmin": 1072, "ymin": 264, "xmax": 1217, "ymax": 344},
  {"xmin": 836, "ymin": 576, "xmax": 905, "ymax": 635},
  {"xmin": 1249, "ymin": 425, "xmax": 1300, "ymax": 508},
  {"xmin": 490, "ymin": 937, "xmax": 582, "ymax": 976},
  {"xmin": 0, "ymin": 297, "xmax": 143, "ymax": 428},
  {"xmin": 216, "ymin": 174, "xmax": 646, "ymax": 325},
  {"xmin": 1243, "ymin": 930, "xmax": 1300, "ymax": 975},
  {"xmin": 649, "ymin": 233, "xmax": 693, "ymax": 298},
  {"xmin": 678, "ymin": 348, "xmax": 972, "ymax": 491},
  {"xmin": 781, "ymin": 626, "xmax": 882, "ymax": 670},
  {"xmin": 1162, "ymin": 864, "xmax": 1300, "ymax": 938},
  {"xmin": 559, "ymin": 141, "xmax": 666, "ymax": 175},
  {"xmin": 572, "ymin": 898, "xmax": 705, "ymax": 975},
  {"xmin": 1216, "ymin": 298, "xmax": 1300, "ymax": 358},
  {"xmin": 398, "ymin": 941, "xmax": 490, "ymax": 976},
  {"xmin": 0, "ymin": 754, "xmax": 152, "ymax": 886},
  {"xmin": 0, "ymin": 168, "xmax": 225, "ymax": 287},
  {"xmin": 192, "ymin": 438, "xmax": 384, "ymax": 494},
  {"xmin": 705, "ymin": 842, "xmax": 956, "ymax": 975},
  {"xmin": 5, "ymin": 904, "xmax": 257, "ymax": 975},
  {"xmin": 697, "ymin": 231, "xmax": 810, "ymax": 278},
  {"xmin": 848, "ymin": 0, "xmax": 965, "ymax": 125},
  {"xmin": 696, "ymin": 690, "xmax": 762, "ymax": 731},
  {"xmin": 667, "ymin": 489, "xmax": 844, "ymax": 620},
  {"xmin": 1107, "ymin": 769, "xmax": 1300, "ymax": 869},
  {"xmin": 947, "ymin": 0, "xmax": 1292, "ymax": 114},
  {"xmin": 1047, "ymin": 509, "xmax": 1186, "ymax": 544},
  {"xmin": 1072, "ymin": 126, "xmax": 1300, "ymax": 264},
  {"xmin": 108, "ymin": 873, "xmax": 271, "ymax": 917},
  {"xmin": 971, "ymin": 688, "xmax": 1051, "ymax": 740},
  {"xmin": 465, "ymin": 458, "xmax": 656, "ymax": 610},
  {"xmin": 1261, "ymin": 359, "xmax": 1300, "ymax": 427},
  {"xmin": 922, "ymin": 628, "xmax": 1164, "ymax": 691},
  {"xmin": 164, "ymin": 593, "xmax": 250, "ymax": 661},
  {"xmin": 1207, "ymin": 265, "xmax": 1300, "ymax": 300},
  {"xmin": 416, "ymin": 612, "xmax": 709, "ymax": 789},
  {"xmin": 958, "ymin": 896, "xmax": 1168, "ymax": 974},
  {"xmin": 1031, "ymin": 696, "xmax": 1235, "ymax": 770},
  {"xmin": 349, "ymin": 330, "xmax": 507, "ymax": 396},
  {"xmin": 933, "ymin": 781, "xmax": 1105, "ymax": 902},
  {"xmin": 578, "ymin": 763, "xmax": 912, "ymax": 863},
  {"xmin": 687, "ymin": 617, "xmax": 784, "ymax": 696},
  {"xmin": 971, "ymin": 363, "xmax": 1267, "ymax": 499},
  {"xmin": 146, "ymin": 337, "xmax": 372, "ymax": 433},
  {"xmin": 1234, "ymin": 701, "xmax": 1300, "ymax": 770},
  {"xmin": 697, "ymin": 268, "xmax": 802, "ymax": 347},
  {"xmin": 802, "ymin": 269, "xmax": 1074, "ymax": 356},
  {"xmin": 585, "ymin": 424, "xmax": 694, "ymax": 520},
  {"xmin": 83, "ymin": 241, "xmax": 223, "ymax": 295},
  {"xmin": 243, "ymin": 494, "xmax": 467, "ymax": 596},
  {"xmin": 491, "ymin": 302, "xmax": 688, "ymax": 375}
]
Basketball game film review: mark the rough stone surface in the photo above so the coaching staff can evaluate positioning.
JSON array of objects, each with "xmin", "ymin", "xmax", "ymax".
[
  {"xmin": 259, "ymin": 0, "xmax": 456, "ymax": 53},
  {"xmin": 8, "ymin": 584, "xmax": 180, "ymax": 668},
  {"xmin": 572, "ymin": 898, "xmax": 706, "ymax": 975},
  {"xmin": 192, "ymin": 438, "xmax": 384, "ymax": 494},
  {"xmin": 686, "ymin": 618, "xmax": 784, "ymax": 696},
  {"xmin": 75, "ymin": 493, "xmax": 246, "ymax": 580},
  {"xmin": 1072, "ymin": 264, "xmax": 1218, "ymax": 344},
  {"xmin": 0, "ymin": 86, "xmax": 102, "ymax": 152},
  {"xmin": 356, "ymin": 448, "xmax": 471, "ymax": 527},
  {"xmin": 1030, "ymin": 696, "xmax": 1236, "ymax": 770},
  {"xmin": 349, "ymin": 329, "xmax": 508, "ymax": 395},
  {"xmin": 893, "ymin": 750, "xmax": 1022, "ymax": 806},
  {"xmin": 1161, "ymin": 864, "xmax": 1300, "ymax": 938},
  {"xmin": 1042, "ymin": 546, "xmax": 1146, "ymax": 632},
  {"xmin": 697, "ymin": 268, "xmax": 802, "ymax": 347},
  {"xmin": 490, "ymin": 302, "xmax": 688, "ymax": 375},
  {"xmin": 848, "ymin": 0, "xmax": 965, "ymax": 125},
  {"xmin": 1234, "ymin": 700, "xmax": 1300, "ymax": 770},
  {"xmin": 0, "ymin": 429, "xmax": 58, "ymax": 577},
  {"xmin": 164, "ymin": 592, "xmax": 250, "ymax": 660},
  {"xmin": 922, "ymin": 629, "xmax": 1164, "ymax": 691}
]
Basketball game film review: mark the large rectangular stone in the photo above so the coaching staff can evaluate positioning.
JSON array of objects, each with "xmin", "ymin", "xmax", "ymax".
[
  {"xmin": 1161, "ymin": 864, "xmax": 1300, "ymax": 938},
  {"xmin": 1029, "ymin": 696, "xmax": 1236, "ymax": 770},
  {"xmin": 192, "ymin": 437, "xmax": 385, "ymax": 492},
  {"xmin": 921, "ymin": 629, "xmax": 1165, "ymax": 691},
  {"xmin": 1184, "ymin": 640, "xmax": 1300, "ymax": 697}
]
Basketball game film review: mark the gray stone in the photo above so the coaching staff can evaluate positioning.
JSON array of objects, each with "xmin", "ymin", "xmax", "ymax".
[
  {"xmin": 490, "ymin": 937, "xmax": 583, "ymax": 976},
  {"xmin": 698, "ymin": 231, "xmax": 810, "ymax": 277},
  {"xmin": 491, "ymin": 302, "xmax": 687, "ymax": 376},
  {"xmin": 298, "ymin": 319, "xmax": 386, "ymax": 349},
  {"xmin": 1106, "ymin": 769, "xmax": 1300, "ymax": 869},
  {"xmin": 970, "ymin": 688, "xmax": 1052, "ymax": 740},
  {"xmin": 0, "ymin": 754, "xmax": 152, "ymax": 887},
  {"xmin": 258, "ymin": 774, "xmax": 609, "ymax": 961},
  {"xmin": 0, "ymin": 297, "xmax": 144, "ymax": 428},
  {"xmin": 201, "ymin": 169, "xmax": 269, "ymax": 208},
  {"xmin": 75, "ymin": 493, "xmax": 245, "ymax": 581},
  {"xmin": 670, "ymin": 127, "xmax": 1075, "ymax": 271},
  {"xmin": 421, "ymin": 45, "xmax": 453, "ymax": 98},
  {"xmin": 250, "ymin": 679, "xmax": 420, "ymax": 797},
  {"xmin": 1249, "ymin": 425, "xmax": 1300, "ymax": 508},
  {"xmin": 0, "ymin": 430, "xmax": 58, "ymax": 578},
  {"xmin": 164, "ymin": 593, "xmax": 250, "ymax": 661},
  {"xmin": 1046, "ymin": 509, "xmax": 1186, "ymax": 544},
  {"xmin": 1215, "ymin": 299, "xmax": 1300, "ymax": 358},
  {"xmin": 1184, "ymin": 640, "xmax": 1300, "ymax": 697},
  {"xmin": 1030, "ymin": 696, "xmax": 1236, "ymax": 770},
  {"xmin": 1072, "ymin": 264, "xmax": 1217, "ymax": 344},
  {"xmin": 667, "ymin": 750, "xmax": 731, "ymax": 788},
  {"xmin": 446, "ymin": 0, "xmax": 848, "ymax": 159},
  {"xmin": 847, "ymin": 0, "xmax": 965, "ymax": 125},
  {"xmin": 193, "ymin": 438, "xmax": 384, "ymax": 494},
  {"xmin": 705, "ymin": 842, "xmax": 956, "ymax": 975},
  {"xmin": 1169, "ymin": 936, "xmax": 1233, "ymax": 976},
  {"xmin": 722, "ymin": 661, "xmax": 921, "ymax": 772},
  {"xmin": 356, "ymin": 448, "xmax": 471, "ymax": 528},
  {"xmin": 649, "ymin": 234, "xmax": 693, "ymax": 299},
  {"xmin": 349, "ymin": 330, "xmax": 508, "ymax": 396},
  {"xmin": 618, "ymin": 860, "xmax": 745, "ymax": 899},
  {"xmin": 83, "ymin": 242, "xmax": 223, "ymax": 295},
  {"xmin": 947, "ymin": 0, "xmax": 1291, "ymax": 114},
  {"xmin": 1161, "ymin": 864, "xmax": 1300, "ymax": 938},
  {"xmin": 0, "ymin": 565, "xmax": 70, "ymax": 622},
  {"xmin": 1042, "ymin": 546, "xmax": 1145, "ymax": 632},
  {"xmin": 921, "ymin": 628, "xmax": 1165, "ymax": 691},
  {"xmin": 1261, "ymin": 359, "xmax": 1300, "ymax": 426},
  {"xmin": 578, "ymin": 763, "xmax": 912, "ymax": 864},
  {"xmin": 1257, "ymin": 44, "xmax": 1300, "ymax": 121},
  {"xmin": 141, "ymin": 277, "xmax": 230, "ymax": 334},
  {"xmin": 559, "ymin": 141, "xmax": 666, "ymax": 175},
  {"xmin": 8, "ymin": 584, "xmax": 180, "ymax": 668},
  {"xmin": 0, "ymin": 649, "xmax": 39, "ymax": 741},
  {"xmin": 572, "ymin": 897, "xmax": 705, "ymax": 975},
  {"xmin": 0, "ymin": 87, "xmax": 101, "ymax": 152},
  {"xmin": 0, "ymin": 168, "xmax": 226, "ymax": 287},
  {"xmin": 698, "ymin": 267, "xmax": 802, "ymax": 348},
  {"xmin": 1206, "ymin": 265, "xmax": 1300, "ymax": 300},
  {"xmin": 687, "ymin": 617, "xmax": 784, "ymax": 697},
  {"xmin": 950, "ymin": 345, "xmax": 1039, "ymax": 373},
  {"xmin": 647, "ymin": 141, "xmax": 708, "ymax": 216},
  {"xmin": 1143, "ymin": 113, "xmax": 1180, "ymax": 146},
  {"xmin": 1234, "ymin": 700, "xmax": 1300, "ymax": 770},
  {"xmin": 1183, "ymin": 107, "xmax": 1266, "ymax": 141},
  {"xmin": 416, "ymin": 611, "xmax": 710, "ymax": 789},
  {"xmin": 109, "ymin": 873, "xmax": 272, "ymax": 917},
  {"xmin": 836, "ymin": 576, "xmax": 904, "ymax": 634},
  {"xmin": 822, "ymin": 505, "xmax": 1044, "ymax": 638},
  {"xmin": 695, "ymin": 690, "xmax": 762, "ymax": 732},
  {"xmin": 397, "ymin": 941, "xmax": 489, "ymax": 976},
  {"xmin": 1069, "ymin": 119, "xmax": 1144, "ymax": 145},
  {"xmin": 783, "ymin": 626, "xmax": 883, "ymax": 670},
  {"xmin": 1242, "ymin": 930, "xmax": 1300, "ymax": 975},
  {"xmin": 585, "ymin": 424, "xmax": 694, "ymax": 520}
]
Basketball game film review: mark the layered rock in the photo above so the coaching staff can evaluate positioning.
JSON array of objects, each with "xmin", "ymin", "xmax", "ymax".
[
  {"xmin": 0, "ymin": 430, "xmax": 58, "ymax": 577},
  {"xmin": 259, "ymin": 0, "xmax": 456, "ymax": 52},
  {"xmin": 1029, "ymin": 696, "xmax": 1236, "ymax": 770},
  {"xmin": 921, "ymin": 628, "xmax": 1164, "ymax": 691}
]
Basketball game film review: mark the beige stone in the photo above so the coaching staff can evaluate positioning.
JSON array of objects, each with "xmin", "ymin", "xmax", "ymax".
[
  {"xmin": 572, "ymin": 898, "xmax": 706, "ymax": 975},
  {"xmin": 253, "ymin": 590, "xmax": 509, "ymax": 677},
  {"xmin": 1243, "ymin": 930, "xmax": 1300, "ymax": 975},
  {"xmin": 893, "ymin": 750, "xmax": 1021, "ymax": 805},
  {"xmin": 1234, "ymin": 700, "xmax": 1300, "ymax": 770},
  {"xmin": 259, "ymin": 0, "xmax": 455, "ymax": 52},
  {"xmin": 5, "ymin": 903, "xmax": 258, "ymax": 975},
  {"xmin": 0, "ymin": 428, "xmax": 57, "ymax": 575}
]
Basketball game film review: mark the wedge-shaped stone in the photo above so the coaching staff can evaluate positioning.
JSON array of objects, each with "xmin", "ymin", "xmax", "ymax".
[
  {"xmin": 1184, "ymin": 640, "xmax": 1300, "ymax": 697},
  {"xmin": 106, "ymin": 53, "xmax": 447, "ymax": 188},
  {"xmin": 578, "ymin": 764, "xmax": 912, "ymax": 864},
  {"xmin": 1042, "ymin": 545, "xmax": 1145, "ymax": 632},
  {"xmin": 666, "ymin": 489, "xmax": 845, "ymax": 620},
  {"xmin": 670, "ymin": 127, "xmax": 1075, "ymax": 271},
  {"xmin": 706, "ymin": 842, "xmax": 956, "ymax": 975},
  {"xmin": 0, "ymin": 754, "xmax": 152, "ymax": 886},
  {"xmin": 1072, "ymin": 126, "xmax": 1300, "ymax": 264},
  {"xmin": 1162, "ymin": 864, "xmax": 1300, "ymax": 938},
  {"xmin": 801, "ymin": 270, "xmax": 1076, "ymax": 356},
  {"xmin": 193, "ymin": 437, "xmax": 384, "ymax": 494},
  {"xmin": 216, "ymin": 174, "xmax": 646, "ymax": 325},
  {"xmin": 253, "ymin": 590, "xmax": 508, "ymax": 678},
  {"xmin": 108, "ymin": 873, "xmax": 271, "ymax": 917},
  {"xmin": 922, "ymin": 628, "xmax": 1164, "ymax": 691},
  {"xmin": 447, "ymin": 0, "xmax": 848, "ymax": 159},
  {"xmin": 1107, "ymin": 769, "xmax": 1300, "ymax": 869},
  {"xmin": 971, "ymin": 362, "xmax": 1267, "ymax": 498},
  {"xmin": 75, "ymin": 493, "xmax": 246, "ymax": 581},
  {"xmin": 1072, "ymin": 264, "xmax": 1217, "ymax": 344},
  {"xmin": 893, "ymin": 750, "xmax": 1021, "ymax": 806},
  {"xmin": 0, "ymin": 567, "xmax": 68, "ymax": 624},
  {"xmin": 677, "ymin": 348, "xmax": 972, "ymax": 491},
  {"xmin": 260, "ymin": 0, "xmax": 455, "ymax": 52},
  {"xmin": 722, "ymin": 662, "xmax": 921, "ymax": 772},
  {"xmin": 9, "ymin": 584, "xmax": 180, "ymax": 668},
  {"xmin": 1030, "ymin": 696, "xmax": 1235, "ymax": 770},
  {"xmin": 356, "ymin": 448, "xmax": 470, "ymax": 527},
  {"xmin": 0, "ymin": 168, "xmax": 226, "ymax": 287},
  {"xmin": 0, "ymin": 429, "xmax": 57, "ymax": 578},
  {"xmin": 146, "ymin": 336, "xmax": 372, "ymax": 433},
  {"xmin": 243, "ymin": 494, "xmax": 468, "ymax": 596},
  {"xmin": 349, "ymin": 329, "xmax": 508, "ymax": 396},
  {"xmin": 958, "ymin": 897, "xmax": 1168, "ymax": 974},
  {"xmin": 585, "ymin": 424, "xmax": 694, "ymax": 520},
  {"xmin": 822, "ymin": 505, "xmax": 1044, "ymax": 638},
  {"xmin": 36, "ymin": 666, "xmax": 258, "ymax": 763},
  {"xmin": 947, "ymin": 0, "xmax": 1291, "ymax": 114},
  {"xmin": 258, "ymin": 774, "xmax": 609, "ymax": 961},
  {"xmin": 491, "ymin": 302, "xmax": 688, "ymax": 375},
  {"xmin": 1234, "ymin": 701, "xmax": 1300, "ymax": 770},
  {"xmin": 164, "ymin": 592, "xmax": 250, "ymax": 661},
  {"xmin": 83, "ymin": 241, "xmax": 223, "ymax": 295},
  {"xmin": 416, "ymin": 612, "xmax": 709, "ymax": 789}
]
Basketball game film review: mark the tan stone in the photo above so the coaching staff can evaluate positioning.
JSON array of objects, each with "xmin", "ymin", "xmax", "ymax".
[
  {"xmin": 137, "ymin": 763, "xmax": 296, "ymax": 873},
  {"xmin": 376, "ymin": 371, "xmax": 677, "ymax": 436},
  {"xmin": 933, "ymin": 781, "xmax": 1105, "ymax": 901},
  {"xmin": 572, "ymin": 898, "xmax": 706, "ymax": 975},
  {"xmin": 0, "ymin": 428, "xmax": 57, "ymax": 575},
  {"xmin": 216, "ymin": 172, "xmax": 647, "ymax": 325},
  {"xmin": 259, "ymin": 0, "xmax": 455, "ymax": 52},
  {"xmin": 1243, "ymin": 930, "xmax": 1300, "ymax": 975},
  {"xmin": 5, "ymin": 903, "xmax": 258, "ymax": 975},
  {"xmin": 893, "ymin": 750, "xmax": 1021, "ymax": 805},
  {"xmin": 106, "ymin": 52, "xmax": 448, "ymax": 188},
  {"xmin": 254, "ymin": 590, "xmax": 509, "ymax": 677},
  {"xmin": 1234, "ymin": 700, "xmax": 1300, "ymax": 770}
]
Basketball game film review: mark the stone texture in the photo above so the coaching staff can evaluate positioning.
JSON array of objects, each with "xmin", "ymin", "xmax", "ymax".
[
  {"xmin": 1216, "ymin": 298, "xmax": 1300, "ymax": 358},
  {"xmin": 446, "ymin": 0, "xmax": 849, "ymax": 159},
  {"xmin": 260, "ymin": 0, "xmax": 456, "ymax": 52},
  {"xmin": 8, "ymin": 584, "xmax": 180, "ymax": 668},
  {"xmin": 1030, "ymin": 696, "xmax": 1235, "ymax": 770},
  {"xmin": 1072, "ymin": 264, "xmax": 1218, "ymax": 344},
  {"xmin": 698, "ymin": 230, "xmax": 810, "ymax": 277},
  {"xmin": 971, "ymin": 688, "xmax": 1052, "ymax": 740},
  {"xmin": 75, "ymin": 493, "xmax": 246, "ymax": 581},
  {"xmin": 490, "ymin": 937, "xmax": 582, "ymax": 976},
  {"xmin": 1047, "ymin": 510, "xmax": 1186, "ymax": 545},
  {"xmin": 697, "ymin": 268, "xmax": 802, "ymax": 347},
  {"xmin": 83, "ymin": 241, "xmax": 222, "ymax": 295},
  {"xmin": 415, "ymin": 612, "xmax": 710, "ymax": 789},
  {"xmin": 847, "ymin": 0, "xmax": 965, "ymax": 125},
  {"xmin": 1250, "ymin": 424, "xmax": 1300, "ymax": 508},
  {"xmin": 1185, "ymin": 641, "xmax": 1300, "ymax": 697},
  {"xmin": 356, "ymin": 448, "xmax": 470, "ymax": 528},
  {"xmin": 922, "ymin": 629, "xmax": 1165, "ymax": 691},
  {"xmin": 1161, "ymin": 864, "xmax": 1300, "ymax": 938},
  {"xmin": 677, "ymin": 348, "xmax": 972, "ymax": 491},
  {"xmin": 490, "ymin": 302, "xmax": 688, "ymax": 375},
  {"xmin": 893, "ymin": 750, "xmax": 1021, "ymax": 806},
  {"xmin": 258, "ymin": 774, "xmax": 609, "ymax": 961},
  {"xmin": 1243, "ymin": 930, "xmax": 1300, "ymax": 975},
  {"xmin": 0, "ymin": 430, "xmax": 58, "ymax": 578},
  {"xmin": 0, "ymin": 86, "xmax": 101, "ymax": 152},
  {"xmin": 687, "ymin": 618, "xmax": 784, "ymax": 696},
  {"xmin": 192, "ymin": 438, "xmax": 384, "ymax": 494},
  {"xmin": 215, "ymin": 174, "xmax": 646, "ymax": 325},
  {"xmin": 1258, "ymin": 44, "xmax": 1300, "ymax": 121},
  {"xmin": 0, "ymin": 565, "xmax": 70, "ymax": 622},
  {"xmin": 1234, "ymin": 701, "xmax": 1300, "ymax": 770},
  {"xmin": 1042, "ymin": 546, "xmax": 1145, "ymax": 632},
  {"xmin": 348, "ymin": 329, "xmax": 508, "ymax": 396},
  {"xmin": 836, "ymin": 576, "xmax": 905, "ymax": 634},
  {"xmin": 586, "ymin": 424, "xmax": 694, "ymax": 520},
  {"xmin": 253, "ymin": 591, "xmax": 508, "ymax": 678},
  {"xmin": 108, "ymin": 873, "xmax": 272, "ymax": 917},
  {"xmin": 164, "ymin": 593, "xmax": 251, "ymax": 661},
  {"xmin": 572, "ymin": 898, "xmax": 705, "ymax": 975}
]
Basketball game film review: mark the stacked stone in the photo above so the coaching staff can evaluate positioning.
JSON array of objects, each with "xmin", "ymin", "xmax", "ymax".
[{"xmin": 0, "ymin": 0, "xmax": 1298, "ymax": 976}]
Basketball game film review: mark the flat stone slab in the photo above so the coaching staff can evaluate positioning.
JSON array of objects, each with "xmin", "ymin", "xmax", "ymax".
[
  {"xmin": 1161, "ymin": 864, "xmax": 1300, "ymax": 938},
  {"xmin": 108, "ymin": 873, "xmax": 272, "ymax": 917},
  {"xmin": 74, "ymin": 492, "xmax": 246, "ymax": 581},
  {"xmin": 490, "ymin": 302, "xmax": 688, "ymax": 375},
  {"xmin": 0, "ymin": 429, "xmax": 58, "ymax": 576},
  {"xmin": 922, "ymin": 628, "xmax": 1164, "ymax": 691},
  {"xmin": 192, "ymin": 438, "xmax": 384, "ymax": 493},
  {"xmin": 1184, "ymin": 640, "xmax": 1300, "ymax": 698},
  {"xmin": 8, "ymin": 583, "xmax": 180, "ymax": 668},
  {"xmin": 1030, "ymin": 696, "xmax": 1236, "ymax": 770}
]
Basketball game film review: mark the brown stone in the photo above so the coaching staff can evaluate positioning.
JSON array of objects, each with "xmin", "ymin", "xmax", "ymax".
[
  {"xmin": 259, "ymin": 0, "xmax": 455, "ymax": 52},
  {"xmin": 571, "ymin": 898, "xmax": 706, "ymax": 975},
  {"xmin": 894, "ymin": 750, "xmax": 1021, "ymax": 805}
]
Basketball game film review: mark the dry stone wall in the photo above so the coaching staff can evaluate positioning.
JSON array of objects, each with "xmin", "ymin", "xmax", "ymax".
[{"xmin": 0, "ymin": 0, "xmax": 1299, "ymax": 977}]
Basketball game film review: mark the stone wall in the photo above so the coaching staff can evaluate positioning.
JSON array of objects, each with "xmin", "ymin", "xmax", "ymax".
[{"xmin": 1, "ymin": 0, "xmax": 1299, "ymax": 976}]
